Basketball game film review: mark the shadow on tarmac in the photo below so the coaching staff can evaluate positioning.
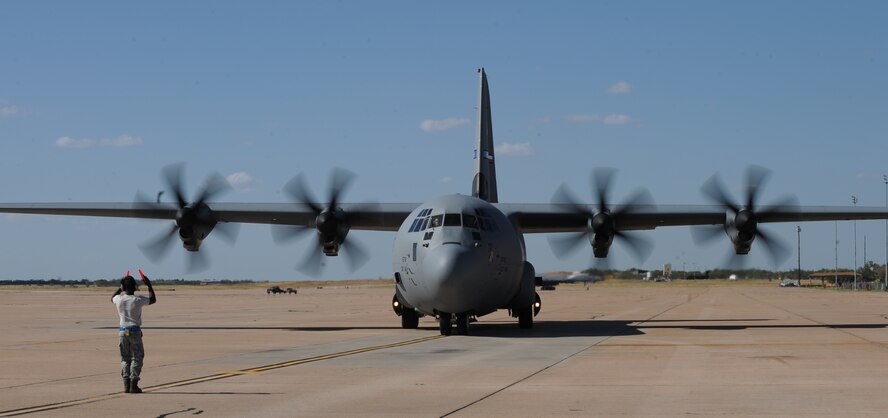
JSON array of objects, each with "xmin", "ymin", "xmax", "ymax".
[{"xmin": 96, "ymin": 320, "xmax": 888, "ymax": 338}]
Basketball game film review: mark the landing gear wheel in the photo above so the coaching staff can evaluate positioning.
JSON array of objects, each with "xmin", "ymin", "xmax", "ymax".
[
  {"xmin": 439, "ymin": 313, "xmax": 452, "ymax": 336},
  {"xmin": 455, "ymin": 313, "xmax": 469, "ymax": 335},
  {"xmin": 401, "ymin": 308, "xmax": 419, "ymax": 329},
  {"xmin": 518, "ymin": 306, "xmax": 533, "ymax": 329}
]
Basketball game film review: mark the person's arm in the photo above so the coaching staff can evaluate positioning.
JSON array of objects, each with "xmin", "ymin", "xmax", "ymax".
[
  {"xmin": 139, "ymin": 269, "xmax": 156, "ymax": 305},
  {"xmin": 112, "ymin": 286, "xmax": 123, "ymax": 302}
]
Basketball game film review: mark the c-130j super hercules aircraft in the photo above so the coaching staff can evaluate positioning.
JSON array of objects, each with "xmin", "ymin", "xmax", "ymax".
[{"xmin": 3, "ymin": 69, "xmax": 888, "ymax": 336}]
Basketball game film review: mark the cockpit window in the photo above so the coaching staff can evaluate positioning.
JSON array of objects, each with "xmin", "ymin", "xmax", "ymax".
[
  {"xmin": 443, "ymin": 213, "xmax": 461, "ymax": 226},
  {"xmin": 420, "ymin": 216, "xmax": 430, "ymax": 231},
  {"xmin": 463, "ymin": 214, "xmax": 478, "ymax": 229},
  {"xmin": 429, "ymin": 214, "xmax": 443, "ymax": 229}
]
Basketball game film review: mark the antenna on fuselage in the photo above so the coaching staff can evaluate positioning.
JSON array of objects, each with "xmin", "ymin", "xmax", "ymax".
[{"xmin": 472, "ymin": 68, "xmax": 498, "ymax": 203}]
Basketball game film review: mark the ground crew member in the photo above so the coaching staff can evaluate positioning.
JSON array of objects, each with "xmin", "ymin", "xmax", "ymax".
[{"xmin": 111, "ymin": 269, "xmax": 156, "ymax": 394}]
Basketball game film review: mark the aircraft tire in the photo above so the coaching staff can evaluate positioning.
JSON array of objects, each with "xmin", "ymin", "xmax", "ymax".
[
  {"xmin": 401, "ymin": 309, "xmax": 419, "ymax": 329},
  {"xmin": 455, "ymin": 313, "xmax": 469, "ymax": 335},
  {"xmin": 439, "ymin": 313, "xmax": 453, "ymax": 336},
  {"xmin": 518, "ymin": 306, "xmax": 533, "ymax": 329}
]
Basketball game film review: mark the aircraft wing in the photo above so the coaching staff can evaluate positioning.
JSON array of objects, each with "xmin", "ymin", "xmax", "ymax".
[
  {"xmin": 497, "ymin": 203, "xmax": 888, "ymax": 233},
  {"xmin": 4, "ymin": 202, "xmax": 887, "ymax": 232},
  {"xmin": 0, "ymin": 202, "xmax": 420, "ymax": 231}
]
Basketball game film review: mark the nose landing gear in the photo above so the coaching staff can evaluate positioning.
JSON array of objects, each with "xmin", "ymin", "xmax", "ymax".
[{"xmin": 437, "ymin": 312, "xmax": 471, "ymax": 336}]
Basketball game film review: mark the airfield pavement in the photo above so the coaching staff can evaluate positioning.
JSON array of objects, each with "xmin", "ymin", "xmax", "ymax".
[{"xmin": 3, "ymin": 281, "xmax": 888, "ymax": 417}]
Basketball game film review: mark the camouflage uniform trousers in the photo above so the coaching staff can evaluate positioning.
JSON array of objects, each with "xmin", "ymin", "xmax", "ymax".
[{"xmin": 119, "ymin": 330, "xmax": 144, "ymax": 382}]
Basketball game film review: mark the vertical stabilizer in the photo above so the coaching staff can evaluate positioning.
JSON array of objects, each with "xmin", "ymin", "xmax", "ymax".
[{"xmin": 472, "ymin": 68, "xmax": 498, "ymax": 203}]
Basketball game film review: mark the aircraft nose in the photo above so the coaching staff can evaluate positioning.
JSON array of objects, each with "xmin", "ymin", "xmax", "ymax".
[{"xmin": 421, "ymin": 243, "xmax": 484, "ymax": 311}]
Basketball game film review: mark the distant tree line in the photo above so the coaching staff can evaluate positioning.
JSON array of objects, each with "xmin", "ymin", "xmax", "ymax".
[
  {"xmin": 0, "ymin": 278, "xmax": 261, "ymax": 287},
  {"xmin": 583, "ymin": 263, "xmax": 887, "ymax": 281}
]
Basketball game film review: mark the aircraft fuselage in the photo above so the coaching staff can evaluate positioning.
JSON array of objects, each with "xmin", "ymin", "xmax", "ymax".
[{"xmin": 392, "ymin": 194, "xmax": 526, "ymax": 318}]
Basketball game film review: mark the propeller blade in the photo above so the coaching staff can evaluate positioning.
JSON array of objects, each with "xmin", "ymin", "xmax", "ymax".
[
  {"xmin": 701, "ymin": 173, "xmax": 740, "ymax": 213},
  {"xmin": 194, "ymin": 173, "xmax": 231, "ymax": 207},
  {"xmin": 744, "ymin": 165, "xmax": 771, "ymax": 210},
  {"xmin": 213, "ymin": 222, "xmax": 240, "ymax": 246},
  {"xmin": 297, "ymin": 248, "xmax": 324, "ymax": 277},
  {"xmin": 185, "ymin": 250, "xmax": 210, "ymax": 274},
  {"xmin": 551, "ymin": 184, "xmax": 591, "ymax": 216},
  {"xmin": 341, "ymin": 238, "xmax": 369, "ymax": 272},
  {"xmin": 592, "ymin": 167, "xmax": 617, "ymax": 212},
  {"xmin": 328, "ymin": 167, "xmax": 356, "ymax": 209},
  {"xmin": 690, "ymin": 225, "xmax": 725, "ymax": 245},
  {"xmin": 271, "ymin": 224, "xmax": 312, "ymax": 244},
  {"xmin": 755, "ymin": 228, "xmax": 791, "ymax": 267},
  {"xmin": 613, "ymin": 188, "xmax": 655, "ymax": 219},
  {"xmin": 162, "ymin": 163, "xmax": 188, "ymax": 208},
  {"xmin": 283, "ymin": 173, "xmax": 323, "ymax": 214},
  {"xmin": 614, "ymin": 230, "xmax": 654, "ymax": 263},
  {"xmin": 547, "ymin": 232, "xmax": 590, "ymax": 258},
  {"xmin": 759, "ymin": 195, "xmax": 801, "ymax": 217},
  {"xmin": 139, "ymin": 224, "xmax": 179, "ymax": 262}
]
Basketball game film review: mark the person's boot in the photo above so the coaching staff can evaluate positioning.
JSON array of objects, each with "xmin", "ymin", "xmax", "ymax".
[
  {"xmin": 123, "ymin": 378, "xmax": 131, "ymax": 393},
  {"xmin": 129, "ymin": 379, "xmax": 142, "ymax": 394}
]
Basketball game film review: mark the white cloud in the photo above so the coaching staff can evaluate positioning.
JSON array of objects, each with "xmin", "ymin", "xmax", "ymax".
[
  {"xmin": 0, "ymin": 105, "xmax": 22, "ymax": 117},
  {"xmin": 565, "ymin": 113, "xmax": 632, "ymax": 125},
  {"xmin": 497, "ymin": 142, "xmax": 535, "ymax": 156},
  {"xmin": 602, "ymin": 114, "xmax": 632, "ymax": 125},
  {"xmin": 100, "ymin": 135, "xmax": 143, "ymax": 147},
  {"xmin": 608, "ymin": 81, "xmax": 633, "ymax": 94},
  {"xmin": 55, "ymin": 134, "xmax": 143, "ymax": 149},
  {"xmin": 55, "ymin": 137, "xmax": 97, "ymax": 148},
  {"xmin": 226, "ymin": 171, "xmax": 255, "ymax": 186},
  {"xmin": 420, "ymin": 118, "xmax": 470, "ymax": 133},
  {"xmin": 566, "ymin": 114, "xmax": 600, "ymax": 123}
]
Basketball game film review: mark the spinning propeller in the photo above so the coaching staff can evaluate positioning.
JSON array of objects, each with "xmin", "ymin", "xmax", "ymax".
[
  {"xmin": 136, "ymin": 163, "xmax": 239, "ymax": 273},
  {"xmin": 548, "ymin": 168, "xmax": 655, "ymax": 267},
  {"xmin": 272, "ymin": 168, "xmax": 377, "ymax": 276},
  {"xmin": 692, "ymin": 165, "xmax": 799, "ymax": 267}
]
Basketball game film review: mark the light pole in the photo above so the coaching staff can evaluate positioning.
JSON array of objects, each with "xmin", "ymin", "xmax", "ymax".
[
  {"xmin": 797, "ymin": 226, "xmax": 802, "ymax": 285},
  {"xmin": 835, "ymin": 221, "xmax": 839, "ymax": 288},
  {"xmin": 883, "ymin": 174, "xmax": 887, "ymax": 291},
  {"xmin": 852, "ymin": 195, "xmax": 858, "ymax": 291}
]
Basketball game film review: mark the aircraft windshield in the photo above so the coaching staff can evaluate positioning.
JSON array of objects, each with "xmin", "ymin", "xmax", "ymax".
[
  {"xmin": 443, "ymin": 213, "xmax": 461, "ymax": 226},
  {"xmin": 463, "ymin": 214, "xmax": 479, "ymax": 229}
]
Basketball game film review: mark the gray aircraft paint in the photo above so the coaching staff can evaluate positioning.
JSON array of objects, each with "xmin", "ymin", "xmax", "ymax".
[
  {"xmin": 472, "ymin": 68, "xmax": 497, "ymax": 203},
  {"xmin": 392, "ymin": 194, "xmax": 524, "ymax": 317}
]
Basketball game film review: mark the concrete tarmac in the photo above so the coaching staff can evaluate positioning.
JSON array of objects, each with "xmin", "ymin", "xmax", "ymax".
[{"xmin": 2, "ymin": 283, "xmax": 888, "ymax": 417}]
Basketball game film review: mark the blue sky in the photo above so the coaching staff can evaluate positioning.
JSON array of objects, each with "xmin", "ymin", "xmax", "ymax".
[{"xmin": 1, "ymin": 1, "xmax": 887, "ymax": 280}]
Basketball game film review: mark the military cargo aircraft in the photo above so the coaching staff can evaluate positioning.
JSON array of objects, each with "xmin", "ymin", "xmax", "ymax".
[{"xmin": 3, "ymin": 69, "xmax": 888, "ymax": 336}]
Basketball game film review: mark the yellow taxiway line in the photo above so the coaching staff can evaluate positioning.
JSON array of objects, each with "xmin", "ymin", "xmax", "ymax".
[{"xmin": 0, "ymin": 334, "xmax": 445, "ymax": 417}]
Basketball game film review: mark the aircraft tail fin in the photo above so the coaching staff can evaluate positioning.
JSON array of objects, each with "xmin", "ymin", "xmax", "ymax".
[{"xmin": 472, "ymin": 68, "xmax": 498, "ymax": 203}]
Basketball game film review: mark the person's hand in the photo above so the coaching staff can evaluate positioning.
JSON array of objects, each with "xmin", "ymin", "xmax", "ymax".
[{"xmin": 138, "ymin": 269, "xmax": 149, "ymax": 283}]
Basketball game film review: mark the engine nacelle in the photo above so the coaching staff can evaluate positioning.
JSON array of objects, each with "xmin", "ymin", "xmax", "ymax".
[
  {"xmin": 725, "ymin": 209, "xmax": 757, "ymax": 255},
  {"xmin": 316, "ymin": 208, "xmax": 350, "ymax": 256},
  {"xmin": 590, "ymin": 212, "xmax": 615, "ymax": 258},
  {"xmin": 176, "ymin": 204, "xmax": 216, "ymax": 251}
]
